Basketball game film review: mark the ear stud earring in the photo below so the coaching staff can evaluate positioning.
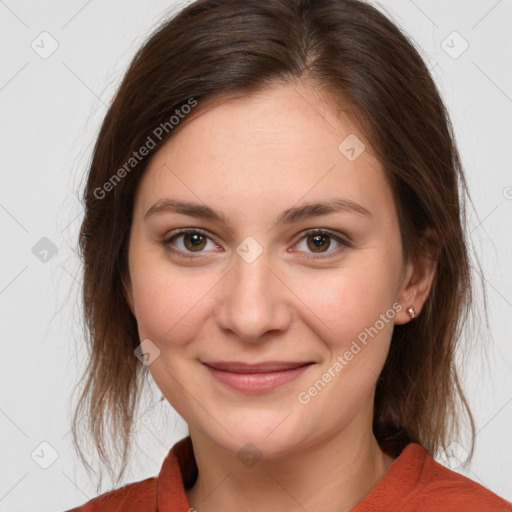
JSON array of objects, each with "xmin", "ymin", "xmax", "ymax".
[{"xmin": 407, "ymin": 306, "xmax": 416, "ymax": 319}]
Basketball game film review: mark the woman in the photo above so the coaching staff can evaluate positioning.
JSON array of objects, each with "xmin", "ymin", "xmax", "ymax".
[{"xmin": 67, "ymin": 0, "xmax": 511, "ymax": 510}]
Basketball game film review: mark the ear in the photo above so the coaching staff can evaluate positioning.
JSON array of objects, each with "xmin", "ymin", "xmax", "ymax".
[{"xmin": 394, "ymin": 233, "xmax": 439, "ymax": 325}]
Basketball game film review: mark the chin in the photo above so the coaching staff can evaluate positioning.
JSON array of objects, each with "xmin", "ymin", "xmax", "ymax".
[{"xmin": 198, "ymin": 409, "xmax": 310, "ymax": 461}]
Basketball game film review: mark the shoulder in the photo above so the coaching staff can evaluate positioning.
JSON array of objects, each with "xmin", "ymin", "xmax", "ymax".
[
  {"xmin": 64, "ymin": 476, "xmax": 157, "ymax": 512},
  {"xmin": 411, "ymin": 453, "xmax": 512, "ymax": 511},
  {"xmin": 64, "ymin": 436, "xmax": 194, "ymax": 512}
]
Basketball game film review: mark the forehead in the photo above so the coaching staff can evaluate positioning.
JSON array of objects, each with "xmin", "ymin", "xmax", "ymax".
[{"xmin": 134, "ymin": 82, "xmax": 394, "ymax": 223}]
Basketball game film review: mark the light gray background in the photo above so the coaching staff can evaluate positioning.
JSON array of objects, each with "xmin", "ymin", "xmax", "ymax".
[{"xmin": 1, "ymin": 1, "xmax": 511, "ymax": 510}]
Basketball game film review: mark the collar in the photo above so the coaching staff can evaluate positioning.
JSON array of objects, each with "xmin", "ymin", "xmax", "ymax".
[
  {"xmin": 156, "ymin": 436, "xmax": 428, "ymax": 511},
  {"xmin": 157, "ymin": 436, "xmax": 197, "ymax": 511}
]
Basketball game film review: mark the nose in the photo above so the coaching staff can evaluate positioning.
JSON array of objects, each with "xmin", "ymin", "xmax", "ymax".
[{"xmin": 213, "ymin": 249, "xmax": 292, "ymax": 343}]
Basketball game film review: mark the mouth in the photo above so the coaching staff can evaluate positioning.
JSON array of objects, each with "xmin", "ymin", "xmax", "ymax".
[{"xmin": 201, "ymin": 360, "xmax": 314, "ymax": 393}]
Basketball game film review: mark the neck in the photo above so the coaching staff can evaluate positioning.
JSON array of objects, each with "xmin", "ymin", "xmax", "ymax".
[{"xmin": 185, "ymin": 420, "xmax": 395, "ymax": 512}]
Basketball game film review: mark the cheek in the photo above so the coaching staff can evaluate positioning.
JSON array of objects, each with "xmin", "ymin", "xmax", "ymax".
[
  {"xmin": 296, "ymin": 257, "xmax": 399, "ymax": 347},
  {"xmin": 129, "ymin": 246, "xmax": 217, "ymax": 347},
  {"xmin": 294, "ymin": 267, "xmax": 398, "ymax": 417}
]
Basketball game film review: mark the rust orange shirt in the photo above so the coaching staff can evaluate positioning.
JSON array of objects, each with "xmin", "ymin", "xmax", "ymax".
[{"xmin": 66, "ymin": 436, "xmax": 512, "ymax": 511}]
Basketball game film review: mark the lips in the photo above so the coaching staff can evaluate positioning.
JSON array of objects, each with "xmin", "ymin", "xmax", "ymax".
[
  {"xmin": 202, "ymin": 361, "xmax": 312, "ymax": 373},
  {"xmin": 201, "ymin": 360, "xmax": 314, "ymax": 393}
]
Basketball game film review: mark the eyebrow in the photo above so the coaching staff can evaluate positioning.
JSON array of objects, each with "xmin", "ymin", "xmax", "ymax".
[{"xmin": 144, "ymin": 197, "xmax": 372, "ymax": 227}]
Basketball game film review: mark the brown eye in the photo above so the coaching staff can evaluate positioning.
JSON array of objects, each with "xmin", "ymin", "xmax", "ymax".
[
  {"xmin": 183, "ymin": 232, "xmax": 207, "ymax": 252},
  {"xmin": 293, "ymin": 229, "xmax": 350, "ymax": 259},
  {"xmin": 306, "ymin": 232, "xmax": 332, "ymax": 253},
  {"xmin": 163, "ymin": 229, "xmax": 218, "ymax": 257}
]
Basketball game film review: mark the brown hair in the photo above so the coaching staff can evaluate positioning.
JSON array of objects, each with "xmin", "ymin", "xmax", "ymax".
[{"xmin": 72, "ymin": 0, "xmax": 482, "ymax": 488}]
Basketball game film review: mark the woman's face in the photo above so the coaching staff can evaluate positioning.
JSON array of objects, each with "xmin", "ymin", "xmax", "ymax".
[{"xmin": 126, "ymin": 82, "xmax": 420, "ymax": 458}]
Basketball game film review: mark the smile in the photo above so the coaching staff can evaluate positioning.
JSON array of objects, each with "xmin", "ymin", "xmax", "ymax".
[{"xmin": 201, "ymin": 361, "xmax": 314, "ymax": 393}]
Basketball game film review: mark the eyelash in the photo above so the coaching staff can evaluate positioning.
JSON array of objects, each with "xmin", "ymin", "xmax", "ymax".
[{"xmin": 162, "ymin": 228, "xmax": 350, "ymax": 260}]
